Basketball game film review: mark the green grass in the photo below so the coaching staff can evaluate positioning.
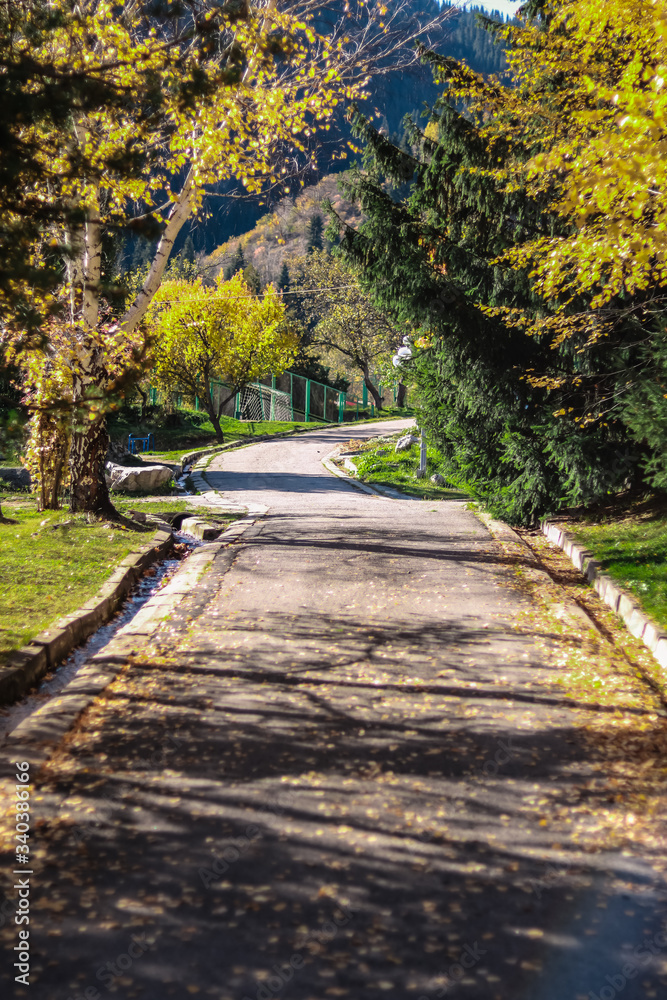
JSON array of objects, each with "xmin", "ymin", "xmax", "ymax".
[
  {"xmin": 113, "ymin": 499, "xmax": 191, "ymax": 515},
  {"xmin": 0, "ymin": 501, "xmax": 140, "ymax": 665},
  {"xmin": 0, "ymin": 494, "xmax": 244, "ymax": 665},
  {"xmin": 567, "ymin": 499, "xmax": 667, "ymax": 631},
  {"xmin": 347, "ymin": 435, "xmax": 469, "ymax": 501},
  {"xmin": 342, "ymin": 405, "xmax": 415, "ymax": 424},
  {"xmin": 110, "ymin": 405, "xmax": 327, "ymax": 456}
]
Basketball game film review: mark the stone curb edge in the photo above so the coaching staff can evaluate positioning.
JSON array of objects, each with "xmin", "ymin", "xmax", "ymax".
[
  {"xmin": 3, "ymin": 513, "xmax": 261, "ymax": 765},
  {"xmin": 323, "ymin": 452, "xmax": 447, "ymax": 502},
  {"xmin": 0, "ymin": 528, "xmax": 174, "ymax": 709},
  {"xmin": 321, "ymin": 455, "xmax": 385, "ymax": 496},
  {"xmin": 541, "ymin": 520, "xmax": 667, "ymax": 675},
  {"xmin": 474, "ymin": 510, "xmax": 603, "ymax": 636}
]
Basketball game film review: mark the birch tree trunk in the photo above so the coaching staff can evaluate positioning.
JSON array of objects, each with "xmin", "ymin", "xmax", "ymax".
[
  {"xmin": 68, "ymin": 196, "xmax": 118, "ymax": 515},
  {"xmin": 68, "ymin": 176, "xmax": 194, "ymax": 515},
  {"xmin": 122, "ymin": 171, "xmax": 194, "ymax": 337}
]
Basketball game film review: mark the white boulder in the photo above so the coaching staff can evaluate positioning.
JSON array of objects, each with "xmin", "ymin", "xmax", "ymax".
[
  {"xmin": 431, "ymin": 473, "xmax": 447, "ymax": 486},
  {"xmin": 395, "ymin": 434, "xmax": 419, "ymax": 453},
  {"xmin": 105, "ymin": 462, "xmax": 173, "ymax": 492}
]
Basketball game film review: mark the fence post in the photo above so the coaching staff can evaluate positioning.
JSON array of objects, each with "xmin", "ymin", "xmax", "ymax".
[
  {"xmin": 305, "ymin": 379, "xmax": 311, "ymax": 423},
  {"xmin": 362, "ymin": 383, "xmax": 368, "ymax": 407},
  {"xmin": 338, "ymin": 391, "xmax": 346, "ymax": 423},
  {"xmin": 323, "ymin": 385, "xmax": 327, "ymax": 422},
  {"xmin": 290, "ymin": 372, "xmax": 294, "ymax": 421}
]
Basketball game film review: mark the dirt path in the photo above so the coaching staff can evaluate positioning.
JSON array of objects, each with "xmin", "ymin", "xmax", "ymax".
[{"xmin": 1, "ymin": 420, "xmax": 665, "ymax": 1000}]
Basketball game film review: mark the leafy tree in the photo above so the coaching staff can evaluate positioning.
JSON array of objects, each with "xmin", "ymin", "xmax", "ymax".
[
  {"xmin": 149, "ymin": 274, "xmax": 297, "ymax": 442},
  {"xmin": 16, "ymin": 0, "xmax": 381, "ymax": 517},
  {"xmin": 292, "ymin": 251, "xmax": 403, "ymax": 409},
  {"xmin": 0, "ymin": 0, "xmax": 169, "ymax": 341},
  {"xmin": 335, "ymin": 0, "xmax": 662, "ymax": 523}
]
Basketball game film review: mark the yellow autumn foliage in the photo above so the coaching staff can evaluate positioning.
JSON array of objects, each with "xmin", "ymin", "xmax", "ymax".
[{"xmin": 500, "ymin": 0, "xmax": 667, "ymax": 318}]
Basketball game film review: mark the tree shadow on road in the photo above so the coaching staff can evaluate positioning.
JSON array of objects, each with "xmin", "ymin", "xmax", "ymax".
[{"xmin": 6, "ymin": 607, "xmax": 666, "ymax": 1000}]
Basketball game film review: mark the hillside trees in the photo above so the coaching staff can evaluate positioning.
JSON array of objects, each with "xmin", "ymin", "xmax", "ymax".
[
  {"xmin": 335, "ymin": 0, "xmax": 667, "ymax": 522},
  {"xmin": 15, "ymin": 0, "xmax": 450, "ymax": 517},
  {"xmin": 149, "ymin": 274, "xmax": 296, "ymax": 441}
]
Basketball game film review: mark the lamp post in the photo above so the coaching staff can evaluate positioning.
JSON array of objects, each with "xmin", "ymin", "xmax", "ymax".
[{"xmin": 392, "ymin": 337, "xmax": 427, "ymax": 477}]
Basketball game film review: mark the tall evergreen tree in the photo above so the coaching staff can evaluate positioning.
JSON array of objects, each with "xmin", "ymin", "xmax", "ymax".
[
  {"xmin": 278, "ymin": 262, "xmax": 290, "ymax": 293},
  {"xmin": 335, "ymin": 0, "xmax": 646, "ymax": 524},
  {"xmin": 225, "ymin": 243, "xmax": 247, "ymax": 280},
  {"xmin": 306, "ymin": 214, "xmax": 325, "ymax": 254}
]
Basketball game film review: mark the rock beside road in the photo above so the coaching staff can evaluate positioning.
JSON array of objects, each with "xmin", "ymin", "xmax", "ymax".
[
  {"xmin": 105, "ymin": 462, "xmax": 173, "ymax": 492},
  {"xmin": 395, "ymin": 433, "xmax": 419, "ymax": 452}
]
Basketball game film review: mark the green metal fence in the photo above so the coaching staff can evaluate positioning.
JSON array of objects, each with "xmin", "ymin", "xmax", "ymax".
[{"xmin": 147, "ymin": 371, "xmax": 399, "ymax": 424}]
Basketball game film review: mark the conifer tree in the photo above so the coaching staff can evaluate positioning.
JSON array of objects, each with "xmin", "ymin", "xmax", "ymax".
[
  {"xmin": 243, "ymin": 263, "xmax": 262, "ymax": 295},
  {"xmin": 278, "ymin": 262, "xmax": 290, "ymax": 294},
  {"xmin": 306, "ymin": 215, "xmax": 325, "ymax": 254},
  {"xmin": 335, "ymin": 0, "xmax": 648, "ymax": 523}
]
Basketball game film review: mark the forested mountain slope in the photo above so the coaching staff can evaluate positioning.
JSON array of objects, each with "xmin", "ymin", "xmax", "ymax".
[{"xmin": 190, "ymin": 2, "xmax": 510, "ymax": 258}]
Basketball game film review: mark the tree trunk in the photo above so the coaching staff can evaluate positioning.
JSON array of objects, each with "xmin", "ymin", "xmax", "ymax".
[
  {"xmin": 69, "ymin": 332, "xmax": 115, "ymax": 517},
  {"xmin": 66, "ymin": 176, "xmax": 194, "ymax": 516},
  {"xmin": 66, "ymin": 196, "xmax": 117, "ymax": 517},
  {"xmin": 207, "ymin": 404, "xmax": 224, "ymax": 443},
  {"xmin": 69, "ymin": 412, "xmax": 115, "ymax": 516},
  {"xmin": 396, "ymin": 381, "xmax": 407, "ymax": 407},
  {"xmin": 203, "ymin": 376, "xmax": 224, "ymax": 443},
  {"xmin": 363, "ymin": 372, "xmax": 383, "ymax": 410},
  {"xmin": 121, "ymin": 171, "xmax": 194, "ymax": 337},
  {"xmin": 137, "ymin": 385, "xmax": 149, "ymax": 419}
]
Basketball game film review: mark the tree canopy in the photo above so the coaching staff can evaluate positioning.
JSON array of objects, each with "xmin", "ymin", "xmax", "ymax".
[
  {"xmin": 291, "ymin": 251, "xmax": 403, "ymax": 408},
  {"xmin": 11, "ymin": 0, "xmax": 376, "ymax": 513},
  {"xmin": 149, "ymin": 273, "xmax": 297, "ymax": 442}
]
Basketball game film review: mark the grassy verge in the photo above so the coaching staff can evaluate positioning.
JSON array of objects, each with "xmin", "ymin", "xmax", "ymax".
[
  {"xmin": 0, "ymin": 494, "xmax": 239, "ymax": 666},
  {"xmin": 341, "ymin": 405, "xmax": 415, "ymax": 423},
  {"xmin": 561, "ymin": 495, "xmax": 667, "ymax": 632},
  {"xmin": 110, "ymin": 405, "xmax": 327, "ymax": 456},
  {"xmin": 340, "ymin": 434, "xmax": 469, "ymax": 501},
  {"xmin": 0, "ymin": 500, "xmax": 141, "ymax": 665}
]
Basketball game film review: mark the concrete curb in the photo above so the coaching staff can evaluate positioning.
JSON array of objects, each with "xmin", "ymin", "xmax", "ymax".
[
  {"xmin": 322, "ymin": 452, "xmax": 429, "ymax": 501},
  {"xmin": 542, "ymin": 520, "xmax": 667, "ymax": 674},
  {"xmin": 321, "ymin": 455, "xmax": 381, "ymax": 496},
  {"xmin": 179, "ymin": 439, "xmax": 242, "ymax": 470},
  {"xmin": 3, "ymin": 514, "xmax": 261, "ymax": 768},
  {"xmin": 0, "ymin": 528, "xmax": 174, "ymax": 708}
]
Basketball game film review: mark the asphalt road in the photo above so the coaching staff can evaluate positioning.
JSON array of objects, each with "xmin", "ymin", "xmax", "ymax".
[{"xmin": 1, "ymin": 420, "xmax": 665, "ymax": 1000}]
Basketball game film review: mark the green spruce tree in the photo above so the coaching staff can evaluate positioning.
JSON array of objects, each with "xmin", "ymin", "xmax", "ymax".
[
  {"xmin": 306, "ymin": 214, "xmax": 324, "ymax": 254},
  {"xmin": 278, "ymin": 261, "xmax": 290, "ymax": 293},
  {"xmin": 335, "ymin": 5, "xmax": 640, "ymax": 524}
]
